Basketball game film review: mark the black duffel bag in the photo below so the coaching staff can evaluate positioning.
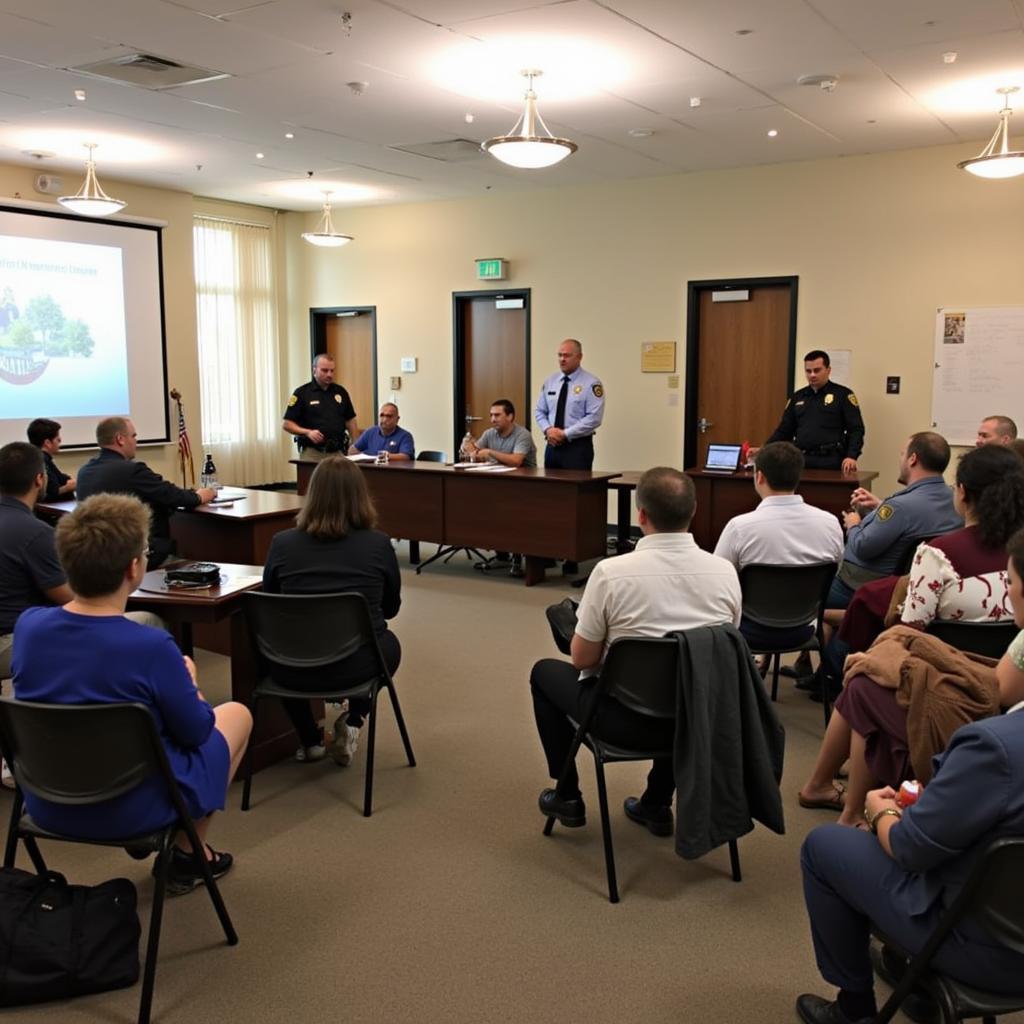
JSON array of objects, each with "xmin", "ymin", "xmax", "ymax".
[{"xmin": 0, "ymin": 867, "xmax": 140, "ymax": 1006}]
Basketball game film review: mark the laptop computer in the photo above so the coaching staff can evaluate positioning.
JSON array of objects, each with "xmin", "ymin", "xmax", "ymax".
[{"xmin": 703, "ymin": 443, "xmax": 742, "ymax": 473}]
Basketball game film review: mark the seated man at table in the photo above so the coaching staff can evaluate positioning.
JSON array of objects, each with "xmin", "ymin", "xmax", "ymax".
[
  {"xmin": 467, "ymin": 399, "xmax": 537, "ymax": 468},
  {"xmin": 27, "ymin": 418, "xmax": 75, "ymax": 501},
  {"xmin": 349, "ymin": 402, "xmax": 414, "ymax": 461},
  {"xmin": 529, "ymin": 467, "xmax": 741, "ymax": 835},
  {"xmin": 0, "ymin": 443, "xmax": 73, "ymax": 680},
  {"xmin": 714, "ymin": 441, "xmax": 844, "ymax": 649},
  {"xmin": 77, "ymin": 416, "xmax": 215, "ymax": 569}
]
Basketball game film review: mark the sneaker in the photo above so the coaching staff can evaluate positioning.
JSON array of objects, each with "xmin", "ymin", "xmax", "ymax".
[
  {"xmin": 294, "ymin": 744, "xmax": 326, "ymax": 763},
  {"xmin": 161, "ymin": 845, "xmax": 234, "ymax": 897},
  {"xmin": 328, "ymin": 713, "xmax": 361, "ymax": 766}
]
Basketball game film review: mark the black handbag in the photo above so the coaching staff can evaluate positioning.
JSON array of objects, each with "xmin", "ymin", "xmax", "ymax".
[{"xmin": 0, "ymin": 867, "xmax": 140, "ymax": 1006}]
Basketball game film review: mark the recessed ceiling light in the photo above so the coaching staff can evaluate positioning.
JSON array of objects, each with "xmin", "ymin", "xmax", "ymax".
[
  {"xmin": 74, "ymin": 89, "xmax": 86, "ymax": 102},
  {"xmin": 767, "ymin": 129, "xmax": 778, "ymax": 138},
  {"xmin": 628, "ymin": 128, "xmax": 654, "ymax": 138},
  {"xmin": 464, "ymin": 113, "xmax": 474, "ymax": 123},
  {"xmin": 689, "ymin": 96, "xmax": 701, "ymax": 108},
  {"xmin": 284, "ymin": 132, "xmax": 295, "ymax": 139},
  {"xmin": 943, "ymin": 51, "xmax": 958, "ymax": 64},
  {"xmin": 256, "ymin": 152, "xmax": 265, "ymax": 159}
]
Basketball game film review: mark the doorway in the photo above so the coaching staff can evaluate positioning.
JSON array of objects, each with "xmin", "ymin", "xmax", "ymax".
[
  {"xmin": 309, "ymin": 306, "xmax": 377, "ymax": 432},
  {"xmin": 683, "ymin": 277, "xmax": 798, "ymax": 468},
  {"xmin": 453, "ymin": 290, "xmax": 530, "ymax": 454}
]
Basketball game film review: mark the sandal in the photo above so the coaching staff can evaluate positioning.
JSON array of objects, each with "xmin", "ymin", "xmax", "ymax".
[{"xmin": 797, "ymin": 782, "xmax": 845, "ymax": 811}]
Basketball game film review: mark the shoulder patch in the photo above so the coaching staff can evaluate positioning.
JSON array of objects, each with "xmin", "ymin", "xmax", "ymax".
[
  {"xmin": 824, "ymin": 393, "xmax": 834, "ymax": 405},
  {"xmin": 877, "ymin": 503, "xmax": 894, "ymax": 521},
  {"xmin": 287, "ymin": 394, "xmax": 298, "ymax": 407},
  {"xmin": 848, "ymin": 393, "xmax": 859, "ymax": 407},
  {"xmin": 592, "ymin": 383, "xmax": 603, "ymax": 398},
  {"xmin": 334, "ymin": 393, "xmax": 342, "ymax": 403}
]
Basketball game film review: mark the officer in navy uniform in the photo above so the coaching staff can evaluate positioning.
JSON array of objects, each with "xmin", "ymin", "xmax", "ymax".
[
  {"xmin": 534, "ymin": 338, "xmax": 605, "ymax": 471},
  {"xmin": 282, "ymin": 353, "xmax": 359, "ymax": 460},
  {"xmin": 765, "ymin": 349, "xmax": 864, "ymax": 472}
]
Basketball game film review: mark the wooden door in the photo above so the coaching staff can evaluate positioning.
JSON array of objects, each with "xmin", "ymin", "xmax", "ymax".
[
  {"xmin": 685, "ymin": 279, "xmax": 797, "ymax": 468},
  {"xmin": 324, "ymin": 312, "xmax": 375, "ymax": 430},
  {"xmin": 454, "ymin": 291, "xmax": 529, "ymax": 449}
]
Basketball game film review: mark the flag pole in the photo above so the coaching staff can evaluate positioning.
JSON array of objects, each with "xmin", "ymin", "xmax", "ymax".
[{"xmin": 170, "ymin": 387, "xmax": 196, "ymax": 487}]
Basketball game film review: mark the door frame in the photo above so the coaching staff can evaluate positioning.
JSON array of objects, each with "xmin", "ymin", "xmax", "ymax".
[
  {"xmin": 308, "ymin": 305, "xmax": 378, "ymax": 415},
  {"xmin": 452, "ymin": 288, "xmax": 531, "ymax": 455},
  {"xmin": 682, "ymin": 276, "xmax": 799, "ymax": 467}
]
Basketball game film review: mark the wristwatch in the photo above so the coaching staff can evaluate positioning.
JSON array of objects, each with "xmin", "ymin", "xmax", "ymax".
[{"xmin": 867, "ymin": 806, "xmax": 902, "ymax": 834}]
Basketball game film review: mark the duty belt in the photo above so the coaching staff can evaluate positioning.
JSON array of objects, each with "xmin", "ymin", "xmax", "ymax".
[{"xmin": 800, "ymin": 442, "xmax": 843, "ymax": 456}]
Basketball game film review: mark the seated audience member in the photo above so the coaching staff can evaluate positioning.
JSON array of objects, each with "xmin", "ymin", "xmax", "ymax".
[
  {"xmin": 0, "ymin": 443, "xmax": 73, "ymax": 680},
  {"xmin": 27, "ymin": 417, "xmax": 75, "ymax": 500},
  {"xmin": 714, "ymin": 441, "xmax": 843, "ymax": 649},
  {"xmin": 795, "ymin": 529, "xmax": 1024, "ymax": 1024},
  {"xmin": 529, "ymin": 467, "xmax": 740, "ymax": 835},
  {"xmin": 467, "ymin": 399, "xmax": 537, "ymax": 468},
  {"xmin": 11, "ymin": 494, "xmax": 252, "ymax": 896},
  {"xmin": 350, "ymin": 402, "xmax": 414, "ymax": 461},
  {"xmin": 975, "ymin": 414, "xmax": 1017, "ymax": 447},
  {"xmin": 77, "ymin": 416, "xmax": 215, "ymax": 569},
  {"xmin": 797, "ymin": 446, "xmax": 1024, "ymax": 819},
  {"xmin": 262, "ymin": 455, "xmax": 401, "ymax": 766}
]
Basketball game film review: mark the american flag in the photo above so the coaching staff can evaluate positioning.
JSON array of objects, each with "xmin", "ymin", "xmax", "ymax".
[{"xmin": 177, "ymin": 400, "xmax": 195, "ymax": 487}]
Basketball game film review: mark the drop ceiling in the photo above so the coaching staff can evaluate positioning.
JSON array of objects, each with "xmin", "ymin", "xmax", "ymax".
[{"xmin": 0, "ymin": 0, "xmax": 1021, "ymax": 211}]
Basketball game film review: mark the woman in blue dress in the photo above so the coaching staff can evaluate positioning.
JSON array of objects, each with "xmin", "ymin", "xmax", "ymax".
[{"xmin": 12, "ymin": 493, "xmax": 252, "ymax": 896}]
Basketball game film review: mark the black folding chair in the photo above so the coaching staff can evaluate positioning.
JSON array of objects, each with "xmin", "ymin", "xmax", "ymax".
[
  {"xmin": 415, "ymin": 450, "xmax": 447, "ymax": 463},
  {"xmin": 0, "ymin": 699, "xmax": 238, "ymax": 1024},
  {"xmin": 871, "ymin": 836, "xmax": 1024, "ymax": 1024},
  {"xmin": 738, "ymin": 562, "xmax": 838, "ymax": 712},
  {"xmin": 240, "ymin": 591, "xmax": 415, "ymax": 817},
  {"xmin": 926, "ymin": 620, "xmax": 1018, "ymax": 660},
  {"xmin": 542, "ymin": 637, "xmax": 741, "ymax": 903}
]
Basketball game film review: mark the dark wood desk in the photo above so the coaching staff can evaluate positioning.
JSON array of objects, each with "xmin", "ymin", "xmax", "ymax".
[
  {"xmin": 292, "ymin": 459, "xmax": 615, "ymax": 584},
  {"xmin": 127, "ymin": 563, "xmax": 295, "ymax": 772}
]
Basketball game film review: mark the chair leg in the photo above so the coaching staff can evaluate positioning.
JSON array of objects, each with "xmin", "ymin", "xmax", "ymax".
[
  {"xmin": 542, "ymin": 816, "xmax": 555, "ymax": 836},
  {"xmin": 363, "ymin": 688, "xmax": 378, "ymax": 817},
  {"xmin": 593, "ymin": 758, "xmax": 619, "ymax": 903},
  {"xmin": 3, "ymin": 791, "xmax": 22, "ymax": 868},
  {"xmin": 138, "ymin": 835, "xmax": 172, "ymax": 1024},
  {"xmin": 728, "ymin": 839, "xmax": 741, "ymax": 882},
  {"xmin": 181, "ymin": 821, "xmax": 238, "ymax": 946},
  {"xmin": 240, "ymin": 697, "xmax": 260, "ymax": 812},
  {"xmin": 771, "ymin": 653, "xmax": 781, "ymax": 702},
  {"xmin": 384, "ymin": 682, "xmax": 416, "ymax": 767},
  {"xmin": 23, "ymin": 835, "xmax": 47, "ymax": 875}
]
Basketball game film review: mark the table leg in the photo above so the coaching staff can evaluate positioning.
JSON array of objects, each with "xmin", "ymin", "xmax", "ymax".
[
  {"xmin": 409, "ymin": 540, "xmax": 420, "ymax": 565},
  {"xmin": 616, "ymin": 488, "xmax": 633, "ymax": 553},
  {"xmin": 524, "ymin": 556, "xmax": 547, "ymax": 586}
]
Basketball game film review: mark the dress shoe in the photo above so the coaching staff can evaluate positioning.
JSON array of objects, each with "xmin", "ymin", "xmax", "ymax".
[
  {"xmin": 781, "ymin": 652, "xmax": 814, "ymax": 679},
  {"xmin": 562, "ymin": 560, "xmax": 579, "ymax": 575},
  {"xmin": 538, "ymin": 788, "xmax": 586, "ymax": 827},
  {"xmin": 795, "ymin": 994, "xmax": 872, "ymax": 1024},
  {"xmin": 623, "ymin": 796, "xmax": 673, "ymax": 836}
]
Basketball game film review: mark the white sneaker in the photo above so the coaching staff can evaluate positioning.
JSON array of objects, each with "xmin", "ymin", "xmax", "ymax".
[
  {"xmin": 329, "ymin": 715, "xmax": 361, "ymax": 767},
  {"xmin": 294, "ymin": 744, "xmax": 326, "ymax": 763}
]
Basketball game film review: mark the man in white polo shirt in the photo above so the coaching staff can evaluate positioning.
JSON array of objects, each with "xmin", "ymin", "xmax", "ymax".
[
  {"xmin": 714, "ymin": 441, "xmax": 844, "ymax": 651},
  {"xmin": 529, "ymin": 467, "xmax": 741, "ymax": 836}
]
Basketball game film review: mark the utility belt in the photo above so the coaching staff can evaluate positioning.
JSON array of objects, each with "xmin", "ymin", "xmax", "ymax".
[
  {"xmin": 297, "ymin": 436, "xmax": 347, "ymax": 454},
  {"xmin": 799, "ymin": 442, "xmax": 843, "ymax": 457}
]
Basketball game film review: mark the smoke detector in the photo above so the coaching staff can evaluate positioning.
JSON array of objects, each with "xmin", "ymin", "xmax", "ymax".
[{"xmin": 797, "ymin": 73, "xmax": 839, "ymax": 92}]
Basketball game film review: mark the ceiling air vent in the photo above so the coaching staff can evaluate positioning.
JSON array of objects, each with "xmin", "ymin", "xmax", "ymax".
[
  {"xmin": 389, "ymin": 139, "xmax": 486, "ymax": 162},
  {"xmin": 68, "ymin": 54, "xmax": 230, "ymax": 90}
]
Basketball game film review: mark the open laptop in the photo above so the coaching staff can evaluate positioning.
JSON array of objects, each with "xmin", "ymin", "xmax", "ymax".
[{"xmin": 703, "ymin": 443, "xmax": 742, "ymax": 474}]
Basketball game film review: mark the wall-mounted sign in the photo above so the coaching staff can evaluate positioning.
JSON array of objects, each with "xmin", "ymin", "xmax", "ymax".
[
  {"xmin": 476, "ymin": 258, "xmax": 508, "ymax": 281},
  {"xmin": 641, "ymin": 341, "xmax": 676, "ymax": 373}
]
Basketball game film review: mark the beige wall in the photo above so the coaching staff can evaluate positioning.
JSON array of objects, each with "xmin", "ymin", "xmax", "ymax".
[{"xmin": 284, "ymin": 137, "xmax": 1024, "ymax": 501}]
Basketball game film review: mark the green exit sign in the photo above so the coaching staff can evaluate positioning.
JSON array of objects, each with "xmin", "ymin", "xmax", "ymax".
[{"xmin": 476, "ymin": 258, "xmax": 508, "ymax": 281}]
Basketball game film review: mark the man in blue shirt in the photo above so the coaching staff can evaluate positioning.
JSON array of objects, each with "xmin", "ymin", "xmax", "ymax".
[
  {"xmin": 350, "ymin": 402, "xmax": 414, "ymax": 461},
  {"xmin": 534, "ymin": 339, "xmax": 604, "ymax": 471}
]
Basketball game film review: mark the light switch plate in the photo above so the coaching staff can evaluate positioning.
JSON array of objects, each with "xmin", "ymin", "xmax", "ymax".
[{"xmin": 400, "ymin": 357, "xmax": 417, "ymax": 373}]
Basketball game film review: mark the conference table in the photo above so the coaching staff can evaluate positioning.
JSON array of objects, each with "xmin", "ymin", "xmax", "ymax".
[{"xmin": 292, "ymin": 459, "xmax": 618, "ymax": 585}]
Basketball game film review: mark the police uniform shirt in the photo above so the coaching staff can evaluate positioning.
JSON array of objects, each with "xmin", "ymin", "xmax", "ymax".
[
  {"xmin": 843, "ymin": 475, "xmax": 962, "ymax": 577},
  {"xmin": 283, "ymin": 380, "xmax": 356, "ymax": 447},
  {"xmin": 767, "ymin": 380, "xmax": 864, "ymax": 458},
  {"xmin": 534, "ymin": 366, "xmax": 605, "ymax": 441}
]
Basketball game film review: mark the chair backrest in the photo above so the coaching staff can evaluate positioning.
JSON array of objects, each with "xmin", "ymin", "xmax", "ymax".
[
  {"xmin": 926, "ymin": 619, "xmax": 1018, "ymax": 660},
  {"xmin": 0, "ymin": 699, "xmax": 170, "ymax": 806},
  {"xmin": 243, "ymin": 591, "xmax": 378, "ymax": 671},
  {"xmin": 600, "ymin": 637, "xmax": 679, "ymax": 718},
  {"xmin": 960, "ymin": 837, "xmax": 1024, "ymax": 953},
  {"xmin": 416, "ymin": 450, "xmax": 446, "ymax": 463},
  {"xmin": 894, "ymin": 536, "xmax": 932, "ymax": 576},
  {"xmin": 739, "ymin": 562, "xmax": 838, "ymax": 630}
]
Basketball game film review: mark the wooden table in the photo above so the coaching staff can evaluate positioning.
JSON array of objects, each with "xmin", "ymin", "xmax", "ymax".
[
  {"xmin": 293, "ymin": 459, "xmax": 616, "ymax": 585},
  {"xmin": 127, "ymin": 563, "xmax": 296, "ymax": 772}
]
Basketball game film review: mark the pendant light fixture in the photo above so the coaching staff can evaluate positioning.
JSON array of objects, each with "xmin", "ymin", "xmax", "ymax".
[
  {"xmin": 301, "ymin": 191, "xmax": 354, "ymax": 247},
  {"xmin": 58, "ymin": 143, "xmax": 125, "ymax": 217},
  {"xmin": 482, "ymin": 69, "xmax": 577, "ymax": 169},
  {"xmin": 958, "ymin": 86, "xmax": 1024, "ymax": 179}
]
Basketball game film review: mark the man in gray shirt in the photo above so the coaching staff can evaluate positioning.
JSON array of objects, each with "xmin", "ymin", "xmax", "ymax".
[{"xmin": 469, "ymin": 399, "xmax": 537, "ymax": 468}]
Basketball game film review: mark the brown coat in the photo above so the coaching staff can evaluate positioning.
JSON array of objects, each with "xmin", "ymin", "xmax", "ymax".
[{"xmin": 842, "ymin": 625, "xmax": 1000, "ymax": 782}]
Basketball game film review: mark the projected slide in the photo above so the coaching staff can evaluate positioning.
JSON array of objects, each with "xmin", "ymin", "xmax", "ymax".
[{"xmin": 0, "ymin": 236, "xmax": 129, "ymax": 416}]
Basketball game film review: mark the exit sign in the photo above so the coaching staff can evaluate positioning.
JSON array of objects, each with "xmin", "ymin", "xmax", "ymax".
[{"xmin": 476, "ymin": 258, "xmax": 508, "ymax": 281}]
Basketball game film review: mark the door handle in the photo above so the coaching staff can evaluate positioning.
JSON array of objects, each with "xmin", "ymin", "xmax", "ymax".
[
  {"xmin": 697, "ymin": 417, "xmax": 713, "ymax": 434},
  {"xmin": 465, "ymin": 415, "xmax": 483, "ymax": 422}
]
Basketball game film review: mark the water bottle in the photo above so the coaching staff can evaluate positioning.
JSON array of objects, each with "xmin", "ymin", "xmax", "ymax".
[
  {"xmin": 201, "ymin": 453, "xmax": 219, "ymax": 490},
  {"xmin": 460, "ymin": 432, "xmax": 474, "ymax": 461}
]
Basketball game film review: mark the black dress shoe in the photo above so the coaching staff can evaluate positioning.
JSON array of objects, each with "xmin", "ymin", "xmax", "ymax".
[
  {"xmin": 795, "ymin": 994, "xmax": 872, "ymax": 1024},
  {"xmin": 538, "ymin": 788, "xmax": 586, "ymax": 827},
  {"xmin": 781, "ymin": 653, "xmax": 814, "ymax": 679},
  {"xmin": 623, "ymin": 796, "xmax": 673, "ymax": 836},
  {"xmin": 562, "ymin": 560, "xmax": 579, "ymax": 575}
]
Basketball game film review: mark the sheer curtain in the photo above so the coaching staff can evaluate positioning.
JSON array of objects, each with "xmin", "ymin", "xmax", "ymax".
[{"xmin": 193, "ymin": 215, "xmax": 286, "ymax": 485}]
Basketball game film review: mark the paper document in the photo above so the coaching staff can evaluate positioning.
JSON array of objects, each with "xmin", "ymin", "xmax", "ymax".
[
  {"xmin": 347, "ymin": 453, "xmax": 376, "ymax": 462},
  {"xmin": 465, "ymin": 463, "xmax": 517, "ymax": 472}
]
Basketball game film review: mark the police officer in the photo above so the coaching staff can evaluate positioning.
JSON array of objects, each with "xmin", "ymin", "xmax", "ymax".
[
  {"xmin": 282, "ymin": 353, "xmax": 359, "ymax": 460},
  {"xmin": 534, "ymin": 338, "xmax": 605, "ymax": 471},
  {"xmin": 764, "ymin": 349, "xmax": 864, "ymax": 472}
]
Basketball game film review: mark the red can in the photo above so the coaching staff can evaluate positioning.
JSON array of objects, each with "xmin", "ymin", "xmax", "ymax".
[{"xmin": 896, "ymin": 780, "xmax": 921, "ymax": 808}]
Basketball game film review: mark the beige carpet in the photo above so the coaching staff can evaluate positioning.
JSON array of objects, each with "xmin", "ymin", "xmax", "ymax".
[{"xmin": 4, "ymin": 549, "xmax": 1020, "ymax": 1023}]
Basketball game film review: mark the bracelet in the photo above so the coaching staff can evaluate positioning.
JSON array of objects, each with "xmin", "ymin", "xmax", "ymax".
[{"xmin": 868, "ymin": 807, "xmax": 902, "ymax": 834}]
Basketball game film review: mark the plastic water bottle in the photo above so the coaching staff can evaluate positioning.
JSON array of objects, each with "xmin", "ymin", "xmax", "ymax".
[
  {"xmin": 201, "ymin": 453, "xmax": 219, "ymax": 490},
  {"xmin": 460, "ymin": 432, "xmax": 474, "ymax": 461}
]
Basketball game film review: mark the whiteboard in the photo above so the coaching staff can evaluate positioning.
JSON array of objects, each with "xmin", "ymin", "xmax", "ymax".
[{"xmin": 931, "ymin": 307, "xmax": 1024, "ymax": 446}]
